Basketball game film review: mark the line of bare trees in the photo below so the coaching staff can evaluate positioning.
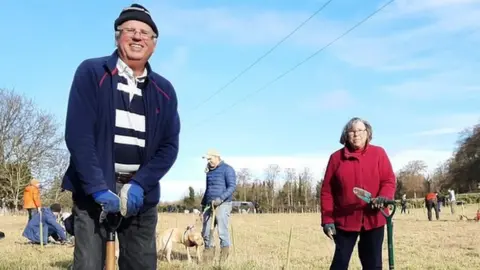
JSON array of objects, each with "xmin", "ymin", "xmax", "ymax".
[
  {"xmin": 0, "ymin": 88, "xmax": 71, "ymax": 211},
  {"xmin": 231, "ymin": 166, "xmax": 321, "ymax": 213}
]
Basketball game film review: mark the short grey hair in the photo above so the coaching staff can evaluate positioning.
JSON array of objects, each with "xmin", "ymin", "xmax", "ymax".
[{"xmin": 339, "ymin": 117, "xmax": 373, "ymax": 145}]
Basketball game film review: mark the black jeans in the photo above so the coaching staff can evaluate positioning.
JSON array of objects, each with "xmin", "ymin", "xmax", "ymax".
[
  {"xmin": 426, "ymin": 199, "xmax": 439, "ymax": 221},
  {"xmin": 71, "ymin": 198, "xmax": 158, "ymax": 270},
  {"xmin": 400, "ymin": 201, "xmax": 407, "ymax": 214},
  {"xmin": 330, "ymin": 226, "xmax": 384, "ymax": 270}
]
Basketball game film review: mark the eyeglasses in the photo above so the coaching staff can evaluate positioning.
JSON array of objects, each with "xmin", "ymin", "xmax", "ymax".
[
  {"xmin": 348, "ymin": 129, "xmax": 366, "ymax": 135},
  {"xmin": 118, "ymin": 27, "xmax": 157, "ymax": 40}
]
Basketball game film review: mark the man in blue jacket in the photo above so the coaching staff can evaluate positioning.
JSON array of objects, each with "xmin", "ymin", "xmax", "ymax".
[
  {"xmin": 61, "ymin": 3, "xmax": 180, "ymax": 270},
  {"xmin": 200, "ymin": 149, "xmax": 237, "ymax": 263},
  {"xmin": 22, "ymin": 203, "xmax": 67, "ymax": 245}
]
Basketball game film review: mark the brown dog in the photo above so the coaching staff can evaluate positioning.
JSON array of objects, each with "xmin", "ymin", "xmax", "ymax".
[{"xmin": 157, "ymin": 225, "xmax": 204, "ymax": 263}]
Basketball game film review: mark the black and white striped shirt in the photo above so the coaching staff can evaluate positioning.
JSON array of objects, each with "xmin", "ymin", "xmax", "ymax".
[{"xmin": 114, "ymin": 59, "xmax": 147, "ymax": 173}]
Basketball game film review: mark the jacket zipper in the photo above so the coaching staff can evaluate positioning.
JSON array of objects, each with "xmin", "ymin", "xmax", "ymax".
[
  {"xmin": 111, "ymin": 71, "xmax": 117, "ymax": 191},
  {"xmin": 143, "ymin": 78, "xmax": 150, "ymax": 164},
  {"xmin": 357, "ymin": 157, "xmax": 365, "ymax": 228}
]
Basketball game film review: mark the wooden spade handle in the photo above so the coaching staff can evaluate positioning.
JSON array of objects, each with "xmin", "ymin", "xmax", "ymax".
[{"xmin": 105, "ymin": 241, "xmax": 116, "ymax": 270}]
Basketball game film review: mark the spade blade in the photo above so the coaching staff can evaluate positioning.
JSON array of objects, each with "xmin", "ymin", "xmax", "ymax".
[{"xmin": 353, "ymin": 187, "xmax": 372, "ymax": 204}]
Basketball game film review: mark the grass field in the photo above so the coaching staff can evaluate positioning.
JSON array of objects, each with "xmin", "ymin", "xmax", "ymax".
[{"xmin": 0, "ymin": 205, "xmax": 479, "ymax": 270}]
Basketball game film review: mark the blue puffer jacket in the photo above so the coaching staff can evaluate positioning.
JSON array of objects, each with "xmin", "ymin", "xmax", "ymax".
[{"xmin": 201, "ymin": 161, "xmax": 237, "ymax": 207}]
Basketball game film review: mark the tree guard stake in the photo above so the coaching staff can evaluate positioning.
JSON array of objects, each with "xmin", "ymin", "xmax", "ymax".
[{"xmin": 353, "ymin": 187, "xmax": 397, "ymax": 270}]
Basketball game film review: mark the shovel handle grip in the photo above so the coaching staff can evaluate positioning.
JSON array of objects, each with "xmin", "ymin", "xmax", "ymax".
[
  {"xmin": 105, "ymin": 241, "xmax": 116, "ymax": 270},
  {"xmin": 380, "ymin": 201, "xmax": 397, "ymax": 219}
]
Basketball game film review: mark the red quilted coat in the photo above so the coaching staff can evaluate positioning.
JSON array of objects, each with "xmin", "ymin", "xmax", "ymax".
[{"xmin": 320, "ymin": 144, "xmax": 396, "ymax": 232}]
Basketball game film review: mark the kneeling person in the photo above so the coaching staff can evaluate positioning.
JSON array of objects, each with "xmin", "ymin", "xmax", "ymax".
[{"xmin": 22, "ymin": 203, "xmax": 67, "ymax": 244}]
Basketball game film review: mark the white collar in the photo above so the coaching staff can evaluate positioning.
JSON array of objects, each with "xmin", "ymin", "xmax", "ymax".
[{"xmin": 116, "ymin": 58, "xmax": 147, "ymax": 82}]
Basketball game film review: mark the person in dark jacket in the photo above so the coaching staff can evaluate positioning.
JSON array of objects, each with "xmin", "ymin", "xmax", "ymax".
[
  {"xmin": 320, "ymin": 117, "xmax": 396, "ymax": 270},
  {"xmin": 61, "ymin": 4, "xmax": 180, "ymax": 270},
  {"xmin": 22, "ymin": 203, "xmax": 67, "ymax": 245},
  {"xmin": 200, "ymin": 149, "xmax": 237, "ymax": 263},
  {"xmin": 401, "ymin": 194, "xmax": 407, "ymax": 214}
]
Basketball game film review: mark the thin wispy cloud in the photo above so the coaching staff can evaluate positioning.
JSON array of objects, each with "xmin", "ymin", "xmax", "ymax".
[
  {"xmin": 332, "ymin": 1, "xmax": 480, "ymax": 71},
  {"xmin": 151, "ymin": 1, "xmax": 480, "ymax": 73},
  {"xmin": 391, "ymin": 0, "xmax": 480, "ymax": 16},
  {"xmin": 381, "ymin": 69, "xmax": 480, "ymax": 99},
  {"xmin": 409, "ymin": 128, "xmax": 460, "ymax": 137},
  {"xmin": 152, "ymin": 4, "xmax": 342, "ymax": 47},
  {"xmin": 408, "ymin": 113, "xmax": 480, "ymax": 138}
]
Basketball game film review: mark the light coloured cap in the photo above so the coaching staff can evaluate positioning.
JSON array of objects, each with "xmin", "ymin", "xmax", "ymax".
[
  {"xmin": 30, "ymin": 179, "xmax": 40, "ymax": 185},
  {"xmin": 202, "ymin": 149, "xmax": 220, "ymax": 159}
]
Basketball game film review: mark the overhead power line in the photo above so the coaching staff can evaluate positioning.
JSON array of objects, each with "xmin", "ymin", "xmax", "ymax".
[
  {"xmin": 191, "ymin": 0, "xmax": 395, "ymax": 130},
  {"xmin": 188, "ymin": 0, "xmax": 335, "ymax": 113}
]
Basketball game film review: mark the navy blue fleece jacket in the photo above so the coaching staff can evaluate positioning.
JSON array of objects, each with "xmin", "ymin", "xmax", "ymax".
[{"xmin": 61, "ymin": 50, "xmax": 180, "ymax": 210}]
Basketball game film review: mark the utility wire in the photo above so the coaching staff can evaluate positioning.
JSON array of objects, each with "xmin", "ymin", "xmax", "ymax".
[
  {"xmin": 188, "ymin": 0, "xmax": 335, "ymax": 113},
  {"xmin": 190, "ymin": 0, "xmax": 395, "ymax": 130}
]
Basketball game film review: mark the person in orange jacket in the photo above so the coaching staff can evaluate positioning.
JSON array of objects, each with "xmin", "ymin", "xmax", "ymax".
[
  {"xmin": 23, "ymin": 178, "xmax": 42, "ymax": 221},
  {"xmin": 425, "ymin": 192, "xmax": 439, "ymax": 221}
]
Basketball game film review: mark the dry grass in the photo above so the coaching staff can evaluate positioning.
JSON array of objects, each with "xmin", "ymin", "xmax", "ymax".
[{"xmin": 1, "ymin": 205, "xmax": 479, "ymax": 270}]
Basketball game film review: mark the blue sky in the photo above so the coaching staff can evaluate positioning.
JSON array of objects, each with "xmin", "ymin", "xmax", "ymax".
[{"xmin": 1, "ymin": 0, "xmax": 480, "ymax": 202}]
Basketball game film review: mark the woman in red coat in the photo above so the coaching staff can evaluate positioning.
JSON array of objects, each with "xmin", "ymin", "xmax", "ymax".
[{"xmin": 320, "ymin": 117, "xmax": 396, "ymax": 270}]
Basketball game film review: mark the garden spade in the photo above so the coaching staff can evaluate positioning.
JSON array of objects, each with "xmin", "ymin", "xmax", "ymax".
[
  {"xmin": 99, "ymin": 210, "xmax": 122, "ymax": 270},
  {"xmin": 353, "ymin": 187, "xmax": 397, "ymax": 270},
  {"xmin": 39, "ymin": 209, "xmax": 44, "ymax": 248}
]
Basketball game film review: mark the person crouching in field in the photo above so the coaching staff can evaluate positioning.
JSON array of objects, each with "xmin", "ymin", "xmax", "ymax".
[
  {"xmin": 425, "ymin": 192, "xmax": 439, "ymax": 221},
  {"xmin": 22, "ymin": 203, "xmax": 67, "ymax": 245},
  {"xmin": 320, "ymin": 117, "xmax": 396, "ymax": 270}
]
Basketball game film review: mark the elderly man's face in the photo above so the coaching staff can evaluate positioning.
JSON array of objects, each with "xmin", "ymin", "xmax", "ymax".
[
  {"xmin": 117, "ymin": 20, "xmax": 156, "ymax": 63},
  {"xmin": 207, "ymin": 155, "xmax": 221, "ymax": 168},
  {"xmin": 347, "ymin": 121, "xmax": 368, "ymax": 150}
]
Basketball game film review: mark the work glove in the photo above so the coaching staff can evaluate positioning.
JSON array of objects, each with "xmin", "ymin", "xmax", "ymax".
[
  {"xmin": 371, "ymin": 196, "xmax": 388, "ymax": 210},
  {"xmin": 212, "ymin": 198, "xmax": 222, "ymax": 206},
  {"xmin": 92, "ymin": 190, "xmax": 120, "ymax": 214},
  {"xmin": 322, "ymin": 223, "xmax": 336, "ymax": 240},
  {"xmin": 119, "ymin": 181, "xmax": 144, "ymax": 218}
]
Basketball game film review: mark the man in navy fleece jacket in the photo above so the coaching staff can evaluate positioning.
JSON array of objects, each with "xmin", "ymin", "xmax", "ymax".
[{"xmin": 61, "ymin": 4, "xmax": 180, "ymax": 270}]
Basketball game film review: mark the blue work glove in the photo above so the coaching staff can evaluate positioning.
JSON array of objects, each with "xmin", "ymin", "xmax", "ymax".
[
  {"xmin": 322, "ymin": 223, "xmax": 336, "ymax": 239},
  {"xmin": 371, "ymin": 196, "xmax": 387, "ymax": 210},
  {"xmin": 119, "ymin": 181, "xmax": 144, "ymax": 218},
  {"xmin": 92, "ymin": 190, "xmax": 120, "ymax": 214},
  {"xmin": 212, "ymin": 198, "xmax": 222, "ymax": 206}
]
